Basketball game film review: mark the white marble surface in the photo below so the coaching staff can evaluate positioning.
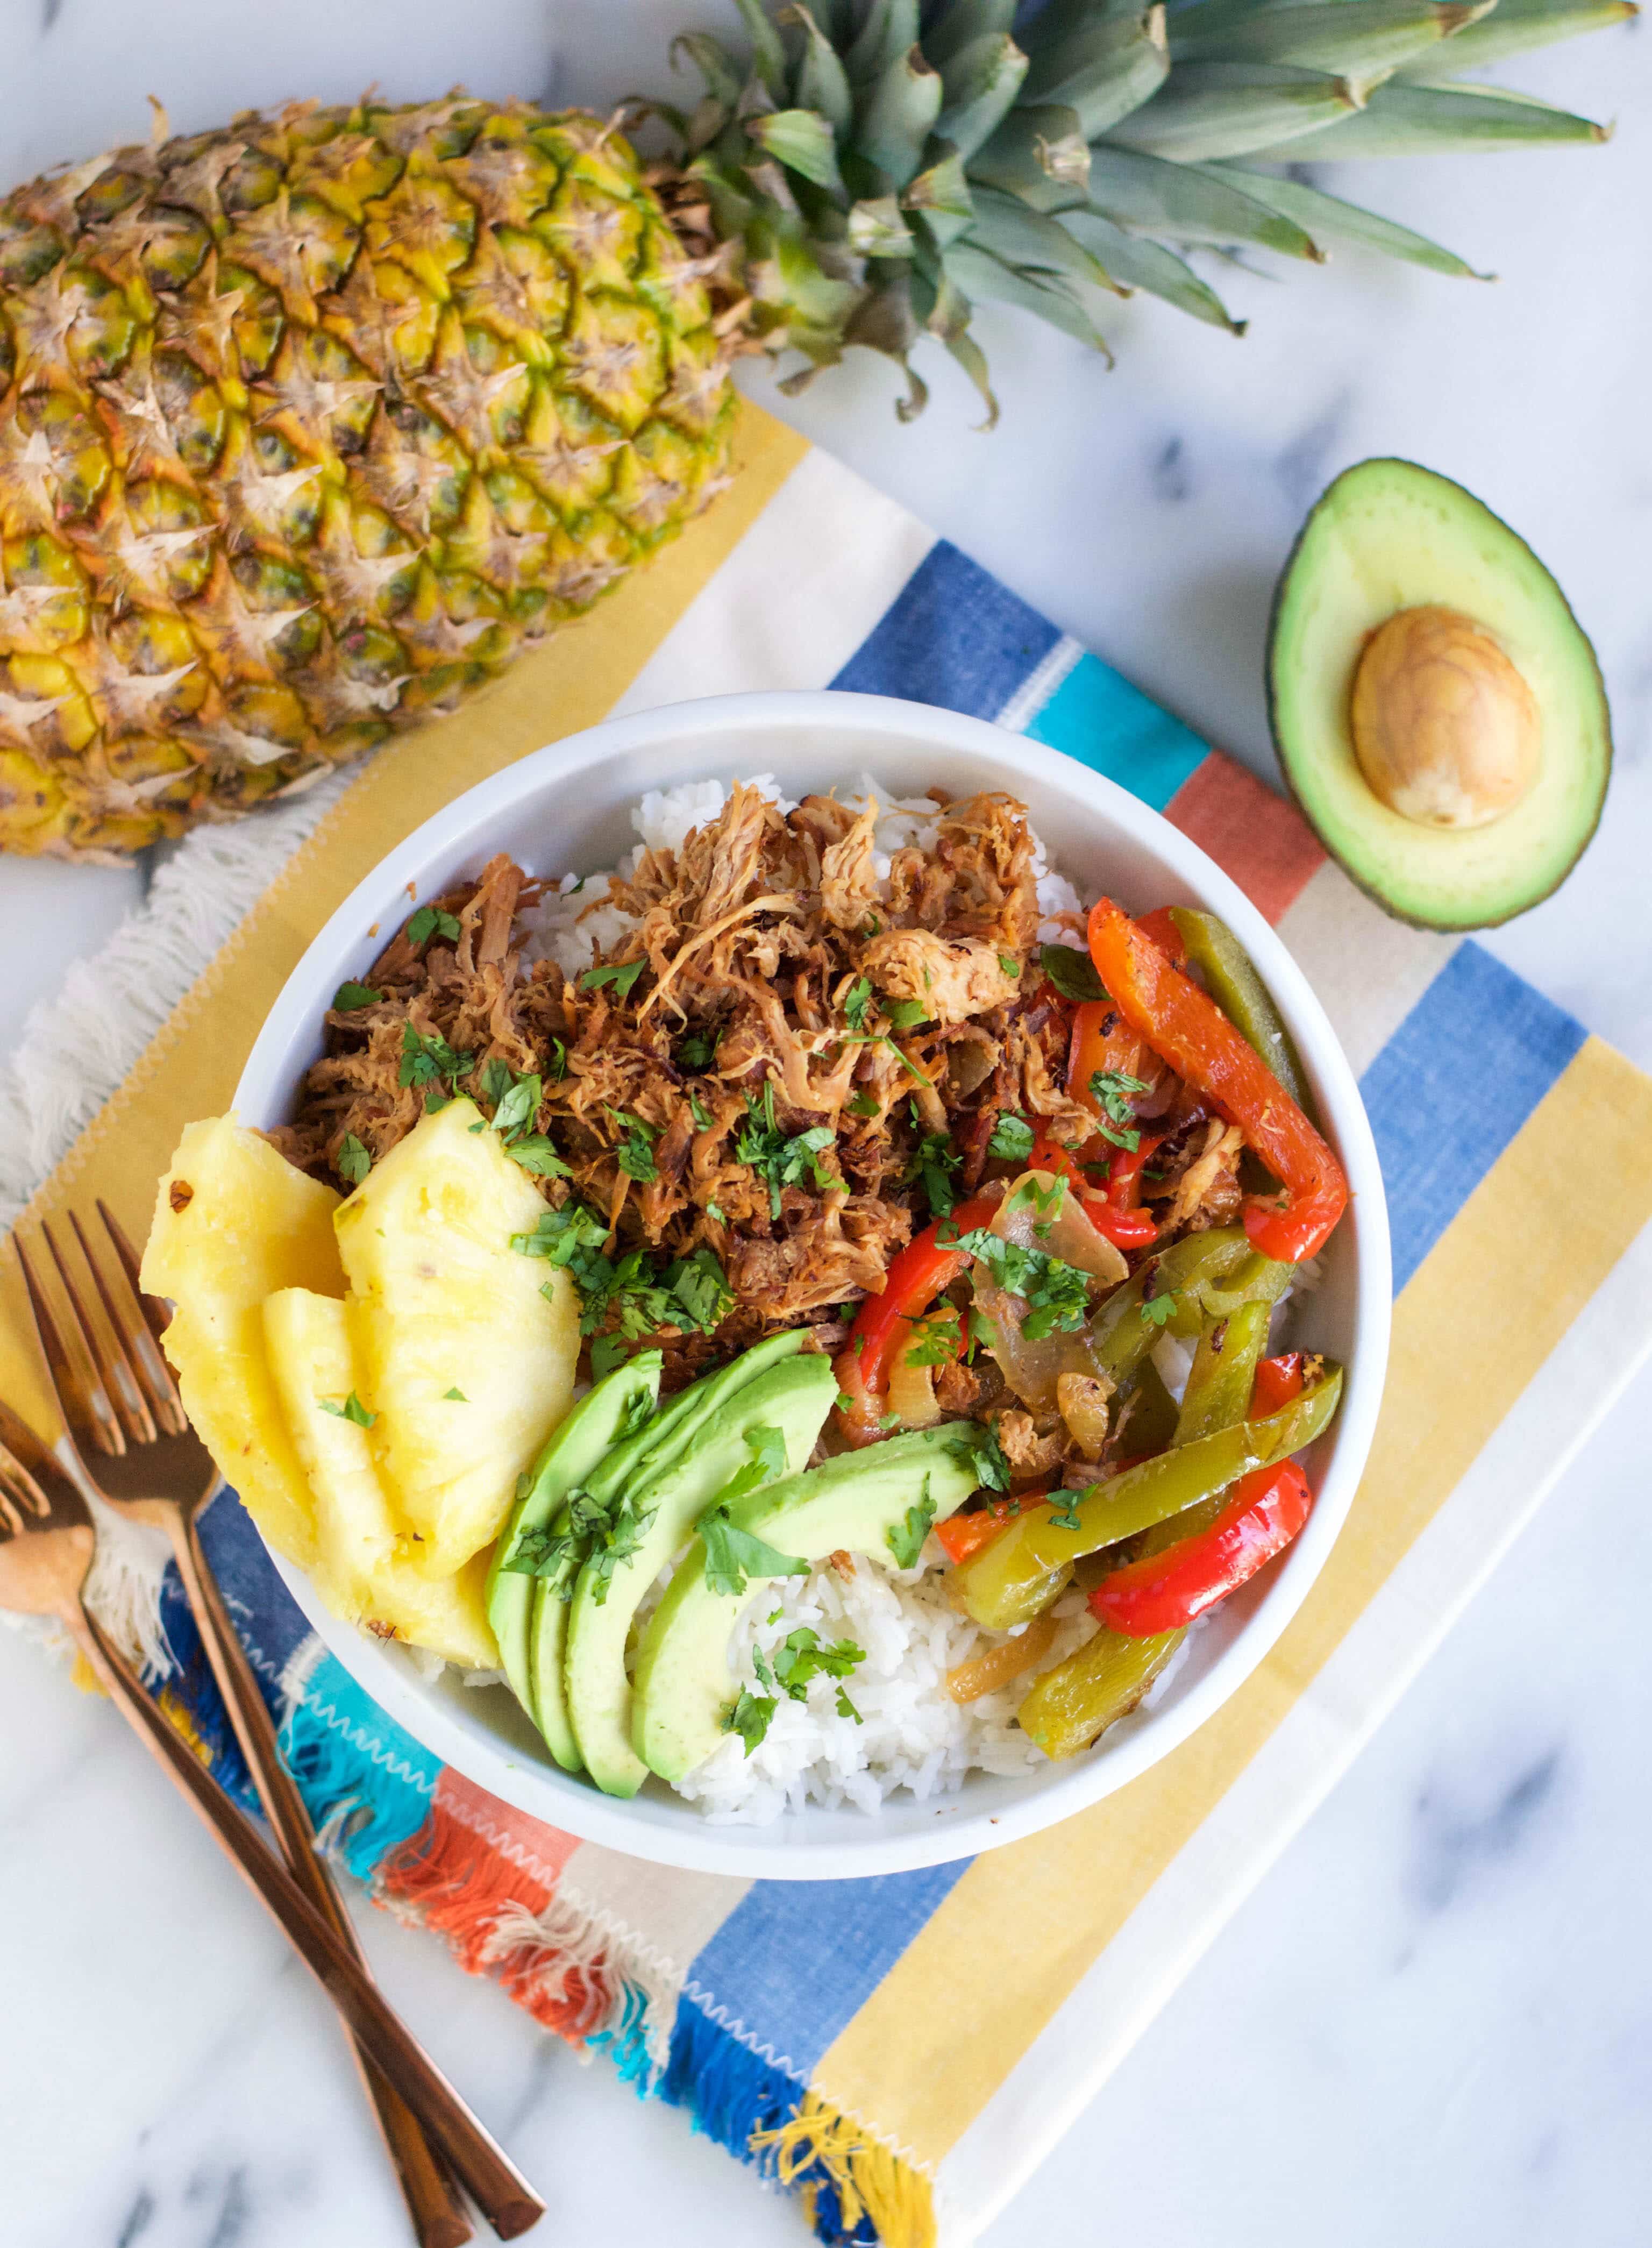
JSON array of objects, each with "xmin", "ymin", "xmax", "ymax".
[{"xmin": 2, "ymin": 4, "xmax": 1650, "ymax": 2245}]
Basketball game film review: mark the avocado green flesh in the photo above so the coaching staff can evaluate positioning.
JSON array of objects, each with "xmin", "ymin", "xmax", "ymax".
[
  {"xmin": 485, "ymin": 1353, "xmax": 663, "ymax": 1766},
  {"xmin": 521, "ymin": 1329, "xmax": 804, "ymax": 1771},
  {"xmin": 632, "ymin": 1426, "xmax": 982, "ymax": 1785},
  {"xmin": 564, "ymin": 1343, "xmax": 834, "ymax": 1798},
  {"xmin": 1269, "ymin": 457, "xmax": 1611, "ymax": 930}
]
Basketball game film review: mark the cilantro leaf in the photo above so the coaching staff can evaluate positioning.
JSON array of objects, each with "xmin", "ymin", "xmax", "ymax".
[
  {"xmin": 735, "ymin": 1085, "xmax": 838, "ymax": 1219},
  {"xmin": 905, "ymin": 1117, "xmax": 960, "ymax": 1221},
  {"xmin": 902, "ymin": 1307, "xmax": 962, "ymax": 1370},
  {"xmin": 970, "ymin": 1422, "xmax": 1012, "ymax": 1493},
  {"xmin": 332, "ymin": 980, "xmax": 382, "ymax": 1012},
  {"xmin": 676, "ymin": 1029, "xmax": 715, "ymax": 1071},
  {"xmin": 1039, "ymin": 943, "xmax": 1107, "ymax": 1002},
  {"xmin": 998, "ymin": 953, "xmax": 1021, "ymax": 978},
  {"xmin": 443, "ymin": 1387, "xmax": 468, "ymax": 1402},
  {"xmin": 1090, "ymin": 1068, "xmax": 1150, "ymax": 1153},
  {"xmin": 846, "ymin": 1090, "xmax": 879, "ymax": 1120},
  {"xmin": 490, "ymin": 1068, "xmax": 542, "ymax": 1141},
  {"xmin": 319, "ymin": 1390, "xmax": 375, "ymax": 1428},
  {"xmin": 664, "ymin": 1247, "xmax": 734, "ymax": 1335},
  {"xmin": 336, "ymin": 1133, "xmax": 371, "ymax": 1186},
  {"xmin": 689, "ymin": 1091, "xmax": 714, "ymax": 1130},
  {"xmin": 1139, "ymin": 1289, "xmax": 1179, "ymax": 1329},
  {"xmin": 886, "ymin": 1489, "xmax": 937, "ymax": 1570},
  {"xmin": 883, "ymin": 998, "xmax": 929, "ymax": 1031},
  {"xmin": 589, "ymin": 1335, "xmax": 629, "ymax": 1378},
  {"xmin": 987, "ymin": 1112, "xmax": 1035, "ymax": 1163},
  {"xmin": 398, "ymin": 1022, "xmax": 473, "ymax": 1095},
  {"xmin": 843, "ymin": 977, "xmax": 872, "ymax": 1035},
  {"xmin": 951, "ymin": 1226, "xmax": 1094, "ymax": 1341},
  {"xmin": 771, "ymin": 1627, "xmax": 864, "ymax": 1701},
  {"xmin": 835, "ymin": 1687, "xmax": 863, "ymax": 1722},
  {"xmin": 608, "ymin": 1109, "xmax": 658, "ymax": 1184},
  {"xmin": 406, "ymin": 904, "xmax": 462, "ymax": 948},
  {"xmin": 723, "ymin": 1688, "xmax": 778, "ymax": 1755},
  {"xmin": 505, "ymin": 1134, "xmax": 573, "ymax": 1177},
  {"xmin": 581, "ymin": 957, "xmax": 646, "ymax": 1000},
  {"xmin": 1048, "ymin": 1489, "xmax": 1084, "ymax": 1532},
  {"xmin": 698, "ymin": 1507, "xmax": 810, "ymax": 1600}
]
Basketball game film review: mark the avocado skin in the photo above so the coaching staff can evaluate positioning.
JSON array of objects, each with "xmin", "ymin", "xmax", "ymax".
[
  {"xmin": 564, "ymin": 1346, "xmax": 837, "ymax": 1797},
  {"xmin": 633, "ymin": 1424, "xmax": 983, "ymax": 1786},
  {"xmin": 1266, "ymin": 456, "xmax": 1613, "ymax": 932}
]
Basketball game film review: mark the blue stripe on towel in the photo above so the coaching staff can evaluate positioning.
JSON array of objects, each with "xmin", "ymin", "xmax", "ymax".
[
  {"xmin": 1024, "ymin": 651, "xmax": 1208, "ymax": 813},
  {"xmin": 674, "ymin": 1861, "xmax": 973, "ymax": 2087},
  {"xmin": 830, "ymin": 540, "xmax": 1061, "ymax": 718},
  {"xmin": 1361, "ymin": 942, "xmax": 1586, "ymax": 1295}
]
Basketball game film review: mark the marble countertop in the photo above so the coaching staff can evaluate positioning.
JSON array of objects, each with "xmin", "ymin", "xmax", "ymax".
[{"xmin": 3, "ymin": 5, "xmax": 1649, "ymax": 2245}]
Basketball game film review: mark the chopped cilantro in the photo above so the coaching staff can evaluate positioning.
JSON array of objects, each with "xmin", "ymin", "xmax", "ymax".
[
  {"xmin": 664, "ymin": 1247, "xmax": 735, "ymax": 1334},
  {"xmin": 723, "ymin": 1688, "xmax": 778, "ymax": 1755},
  {"xmin": 905, "ymin": 1110, "xmax": 961, "ymax": 1221},
  {"xmin": 1139, "ymin": 1287, "xmax": 1179, "ymax": 1329},
  {"xmin": 952, "ymin": 1226, "xmax": 1094, "ymax": 1341},
  {"xmin": 1048, "ymin": 1489, "xmax": 1084, "ymax": 1532},
  {"xmin": 707, "ymin": 1200, "xmax": 727, "ymax": 1226},
  {"xmin": 698, "ymin": 1502, "xmax": 809, "ymax": 1601},
  {"xmin": 998, "ymin": 953, "xmax": 1021, "ymax": 978},
  {"xmin": 1039, "ymin": 943, "xmax": 1107, "ymax": 1002},
  {"xmin": 506, "ymin": 1134, "xmax": 573, "ymax": 1178},
  {"xmin": 332, "ymin": 980, "xmax": 382, "ymax": 1012},
  {"xmin": 689, "ymin": 1091, "xmax": 714, "ymax": 1130},
  {"xmin": 319, "ymin": 1390, "xmax": 375, "ymax": 1428},
  {"xmin": 581, "ymin": 957, "xmax": 646, "ymax": 1000},
  {"xmin": 1090, "ymin": 1068, "xmax": 1151, "ymax": 1153},
  {"xmin": 398, "ymin": 1022, "xmax": 473, "ymax": 1096},
  {"xmin": 902, "ymin": 1306, "xmax": 962, "ymax": 1370},
  {"xmin": 771, "ymin": 1627, "xmax": 864, "ymax": 1703},
  {"xmin": 735, "ymin": 1085, "xmax": 837, "ymax": 1219},
  {"xmin": 676, "ymin": 1029, "xmax": 716, "ymax": 1071},
  {"xmin": 883, "ymin": 998, "xmax": 929, "ymax": 1032},
  {"xmin": 487, "ymin": 1064, "xmax": 542, "ymax": 1141},
  {"xmin": 608, "ymin": 1108, "xmax": 659, "ymax": 1185},
  {"xmin": 886, "ymin": 1488, "xmax": 937, "ymax": 1570},
  {"xmin": 405, "ymin": 904, "xmax": 462, "ymax": 948},
  {"xmin": 987, "ymin": 1112, "xmax": 1035, "ymax": 1163},
  {"xmin": 846, "ymin": 1090, "xmax": 879, "ymax": 1120},
  {"xmin": 443, "ymin": 1386, "xmax": 468, "ymax": 1402},
  {"xmin": 336, "ymin": 1133, "xmax": 371, "ymax": 1186},
  {"xmin": 423, "ymin": 1086, "xmax": 452, "ymax": 1112},
  {"xmin": 843, "ymin": 977, "xmax": 873, "ymax": 1034},
  {"xmin": 970, "ymin": 1422, "xmax": 1012, "ymax": 1492},
  {"xmin": 589, "ymin": 1335, "xmax": 628, "ymax": 1378}
]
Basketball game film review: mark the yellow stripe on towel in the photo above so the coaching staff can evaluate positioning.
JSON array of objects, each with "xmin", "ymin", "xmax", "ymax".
[
  {"xmin": 0, "ymin": 405, "xmax": 810, "ymax": 1432},
  {"xmin": 809, "ymin": 1035, "xmax": 1652, "ymax": 2169}
]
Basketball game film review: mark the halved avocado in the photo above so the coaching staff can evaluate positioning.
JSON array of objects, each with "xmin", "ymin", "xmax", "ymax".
[{"xmin": 1268, "ymin": 458, "xmax": 1611, "ymax": 930}]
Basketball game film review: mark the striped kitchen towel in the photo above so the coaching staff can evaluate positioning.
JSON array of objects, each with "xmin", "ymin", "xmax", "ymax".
[{"xmin": 4, "ymin": 401, "xmax": 1650, "ymax": 2248}]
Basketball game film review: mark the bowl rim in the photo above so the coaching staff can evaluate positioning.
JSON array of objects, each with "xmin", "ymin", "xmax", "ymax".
[{"xmin": 234, "ymin": 687, "xmax": 1392, "ymax": 1880}]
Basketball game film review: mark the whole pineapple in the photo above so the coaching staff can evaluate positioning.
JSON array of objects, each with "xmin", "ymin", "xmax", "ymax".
[{"xmin": 0, "ymin": 0, "xmax": 1629, "ymax": 858}]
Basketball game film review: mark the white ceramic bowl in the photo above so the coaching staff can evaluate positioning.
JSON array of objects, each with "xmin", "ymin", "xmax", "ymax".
[{"xmin": 235, "ymin": 690, "xmax": 1391, "ymax": 1880}]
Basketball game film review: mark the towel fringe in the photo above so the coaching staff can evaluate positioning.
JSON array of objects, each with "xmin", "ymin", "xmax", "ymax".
[{"xmin": 754, "ymin": 2095, "xmax": 937, "ymax": 2248}]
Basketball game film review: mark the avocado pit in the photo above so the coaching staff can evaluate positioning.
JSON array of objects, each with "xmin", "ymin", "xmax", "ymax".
[{"xmin": 1349, "ymin": 604, "xmax": 1541, "ymax": 831}]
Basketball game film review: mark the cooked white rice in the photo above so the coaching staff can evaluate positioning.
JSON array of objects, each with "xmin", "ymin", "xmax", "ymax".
[{"xmin": 510, "ymin": 770, "xmax": 1201, "ymax": 1823}]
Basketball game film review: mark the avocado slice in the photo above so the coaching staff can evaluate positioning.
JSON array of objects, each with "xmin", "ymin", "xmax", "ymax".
[
  {"xmin": 565, "ymin": 1349, "xmax": 838, "ymax": 1797},
  {"xmin": 525, "ymin": 1329, "xmax": 806, "ymax": 1770},
  {"xmin": 486, "ymin": 1351, "xmax": 662, "ymax": 1762},
  {"xmin": 633, "ymin": 1424, "xmax": 983, "ymax": 1785},
  {"xmin": 1269, "ymin": 458, "xmax": 1611, "ymax": 929}
]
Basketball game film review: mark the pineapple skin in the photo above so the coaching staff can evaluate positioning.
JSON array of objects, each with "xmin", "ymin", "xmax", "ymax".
[{"xmin": 0, "ymin": 96, "xmax": 736, "ymax": 858}]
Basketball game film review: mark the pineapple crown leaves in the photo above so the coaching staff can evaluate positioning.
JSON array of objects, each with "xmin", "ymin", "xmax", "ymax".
[{"xmin": 641, "ymin": 0, "xmax": 1629, "ymax": 419}]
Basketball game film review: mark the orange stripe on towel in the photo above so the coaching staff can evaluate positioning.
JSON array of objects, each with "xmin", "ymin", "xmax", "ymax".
[
  {"xmin": 378, "ymin": 1772, "xmax": 611, "ymax": 2040},
  {"xmin": 1164, "ymin": 753, "xmax": 1324, "ymax": 926}
]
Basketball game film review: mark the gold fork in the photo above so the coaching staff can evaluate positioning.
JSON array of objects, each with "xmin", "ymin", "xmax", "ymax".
[
  {"xmin": 0, "ymin": 1404, "xmax": 544, "ymax": 2236},
  {"xmin": 12, "ymin": 1209, "xmax": 512, "ymax": 2245}
]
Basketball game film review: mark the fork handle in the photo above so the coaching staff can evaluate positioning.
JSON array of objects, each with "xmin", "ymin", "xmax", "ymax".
[
  {"xmin": 165, "ymin": 1497, "xmax": 473, "ymax": 2248},
  {"xmin": 69, "ymin": 1603, "xmax": 545, "ymax": 2241}
]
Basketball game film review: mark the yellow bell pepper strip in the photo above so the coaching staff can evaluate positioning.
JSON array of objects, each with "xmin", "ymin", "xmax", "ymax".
[
  {"xmin": 834, "ymin": 1189, "xmax": 1001, "ymax": 1439},
  {"xmin": 1088, "ymin": 1458, "xmax": 1314, "ymax": 1637},
  {"xmin": 1168, "ymin": 906, "xmax": 1314, "ymax": 1113},
  {"xmin": 953, "ymin": 1362, "xmax": 1343, "ymax": 1630},
  {"xmin": 1087, "ymin": 898, "xmax": 1349, "ymax": 1265},
  {"xmin": 1016, "ymin": 1624, "xmax": 1184, "ymax": 1759}
]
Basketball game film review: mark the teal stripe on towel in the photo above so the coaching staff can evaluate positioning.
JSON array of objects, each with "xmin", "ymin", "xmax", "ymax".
[
  {"xmin": 280, "ymin": 1647, "xmax": 441, "ymax": 1879},
  {"xmin": 1024, "ymin": 651, "xmax": 1207, "ymax": 812}
]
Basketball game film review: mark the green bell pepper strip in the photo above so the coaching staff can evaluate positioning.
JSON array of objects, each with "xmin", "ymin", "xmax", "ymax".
[
  {"xmin": 955, "ymin": 1364, "xmax": 1343, "ymax": 1630},
  {"xmin": 1169, "ymin": 906, "xmax": 1314, "ymax": 1114},
  {"xmin": 1016, "ymin": 1625, "xmax": 1184, "ymax": 1760},
  {"xmin": 1172, "ymin": 1297, "xmax": 1275, "ymax": 1448}
]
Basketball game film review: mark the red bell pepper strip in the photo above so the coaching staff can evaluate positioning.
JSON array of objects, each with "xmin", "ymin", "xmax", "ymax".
[
  {"xmin": 835, "ymin": 1190, "xmax": 1001, "ymax": 1436},
  {"xmin": 1134, "ymin": 906, "xmax": 1188, "ymax": 966},
  {"xmin": 1086, "ymin": 1457, "xmax": 1314, "ymax": 1636},
  {"xmin": 935, "ymin": 1492, "xmax": 1052, "ymax": 1567},
  {"xmin": 1104, "ymin": 1130, "xmax": 1165, "ymax": 1211},
  {"xmin": 1087, "ymin": 898, "xmax": 1348, "ymax": 1263},
  {"xmin": 1250, "ymin": 1353, "xmax": 1306, "ymax": 1419},
  {"xmin": 1027, "ymin": 1129, "xmax": 1158, "ymax": 1249}
]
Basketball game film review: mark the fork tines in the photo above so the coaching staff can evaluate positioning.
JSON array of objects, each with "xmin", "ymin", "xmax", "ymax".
[{"xmin": 15, "ymin": 1204, "xmax": 184, "ymax": 1460}]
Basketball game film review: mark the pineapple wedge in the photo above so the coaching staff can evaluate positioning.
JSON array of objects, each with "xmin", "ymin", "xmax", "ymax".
[
  {"xmin": 335, "ymin": 1098, "xmax": 579, "ymax": 1580},
  {"xmin": 141, "ymin": 1116, "xmax": 344, "ymax": 1570},
  {"xmin": 263, "ymin": 1286, "xmax": 499, "ymax": 1669}
]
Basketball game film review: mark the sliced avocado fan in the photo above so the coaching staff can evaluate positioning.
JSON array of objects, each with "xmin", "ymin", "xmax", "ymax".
[{"xmin": 1268, "ymin": 458, "xmax": 1611, "ymax": 930}]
